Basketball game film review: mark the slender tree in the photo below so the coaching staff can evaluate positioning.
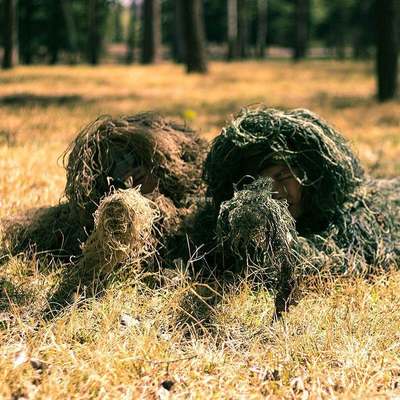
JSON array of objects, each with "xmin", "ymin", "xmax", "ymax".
[
  {"xmin": 325, "ymin": 1, "xmax": 348, "ymax": 59},
  {"xmin": 2, "ymin": 0, "xmax": 18, "ymax": 69},
  {"xmin": 113, "ymin": 1, "xmax": 123, "ymax": 43},
  {"xmin": 293, "ymin": 0, "xmax": 310, "ymax": 60},
  {"xmin": 60, "ymin": 0, "xmax": 79, "ymax": 63},
  {"xmin": 87, "ymin": 0, "xmax": 102, "ymax": 64},
  {"xmin": 256, "ymin": 0, "xmax": 268, "ymax": 58},
  {"xmin": 376, "ymin": 0, "xmax": 398, "ymax": 101},
  {"xmin": 227, "ymin": 0, "xmax": 238, "ymax": 60},
  {"xmin": 19, "ymin": 0, "xmax": 33, "ymax": 64},
  {"xmin": 141, "ymin": 0, "xmax": 161, "ymax": 64},
  {"xmin": 181, "ymin": 0, "xmax": 208, "ymax": 73},
  {"xmin": 351, "ymin": 0, "xmax": 374, "ymax": 59},
  {"xmin": 237, "ymin": 0, "xmax": 249, "ymax": 58},
  {"xmin": 126, "ymin": 0, "xmax": 137, "ymax": 63},
  {"xmin": 172, "ymin": 0, "xmax": 185, "ymax": 63}
]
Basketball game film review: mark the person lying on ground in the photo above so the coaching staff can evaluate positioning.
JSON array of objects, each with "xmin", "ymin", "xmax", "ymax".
[
  {"xmin": 4, "ymin": 112, "xmax": 208, "ymax": 278},
  {"xmin": 197, "ymin": 107, "xmax": 399, "ymax": 316}
]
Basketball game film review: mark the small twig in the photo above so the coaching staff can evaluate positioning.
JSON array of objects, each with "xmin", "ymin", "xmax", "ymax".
[{"xmin": 120, "ymin": 354, "xmax": 197, "ymax": 365}]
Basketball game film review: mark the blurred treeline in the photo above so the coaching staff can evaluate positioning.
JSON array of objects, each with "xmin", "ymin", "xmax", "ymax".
[
  {"xmin": 1, "ymin": 0, "xmax": 377, "ymax": 64},
  {"xmin": 0, "ymin": 0, "xmax": 398, "ymax": 100}
]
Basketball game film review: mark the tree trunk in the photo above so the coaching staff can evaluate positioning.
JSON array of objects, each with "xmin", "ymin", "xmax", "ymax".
[
  {"xmin": 351, "ymin": 1, "xmax": 373, "ymax": 60},
  {"xmin": 60, "ymin": 0, "xmax": 79, "ymax": 63},
  {"xmin": 113, "ymin": 2, "xmax": 123, "ymax": 43},
  {"xmin": 256, "ymin": 0, "xmax": 268, "ymax": 58},
  {"xmin": 87, "ymin": 0, "xmax": 102, "ymax": 65},
  {"xmin": 2, "ymin": 0, "xmax": 18, "ymax": 69},
  {"xmin": 335, "ymin": 28, "xmax": 346, "ymax": 59},
  {"xmin": 181, "ymin": 0, "xmax": 208, "ymax": 73},
  {"xmin": 172, "ymin": 0, "xmax": 185, "ymax": 63},
  {"xmin": 19, "ymin": 0, "xmax": 33, "ymax": 64},
  {"xmin": 237, "ymin": 0, "xmax": 249, "ymax": 58},
  {"xmin": 332, "ymin": 3, "xmax": 347, "ymax": 60},
  {"xmin": 126, "ymin": 1, "xmax": 137, "ymax": 64},
  {"xmin": 141, "ymin": 0, "xmax": 161, "ymax": 64},
  {"xmin": 376, "ymin": 0, "xmax": 398, "ymax": 101},
  {"xmin": 293, "ymin": 0, "xmax": 310, "ymax": 61},
  {"xmin": 227, "ymin": 0, "xmax": 238, "ymax": 60}
]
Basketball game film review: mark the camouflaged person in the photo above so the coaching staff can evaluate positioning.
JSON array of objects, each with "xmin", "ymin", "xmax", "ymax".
[
  {"xmin": 201, "ymin": 107, "xmax": 399, "ymax": 316},
  {"xmin": 64, "ymin": 112, "xmax": 208, "ymax": 276},
  {"xmin": 9, "ymin": 112, "xmax": 208, "ymax": 277}
]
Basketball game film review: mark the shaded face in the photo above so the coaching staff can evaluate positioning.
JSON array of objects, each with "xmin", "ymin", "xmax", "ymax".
[
  {"xmin": 111, "ymin": 156, "xmax": 158, "ymax": 194},
  {"xmin": 259, "ymin": 163, "xmax": 303, "ymax": 219},
  {"xmin": 123, "ymin": 166, "xmax": 158, "ymax": 194}
]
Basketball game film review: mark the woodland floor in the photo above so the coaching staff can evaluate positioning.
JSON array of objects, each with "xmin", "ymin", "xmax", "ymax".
[{"xmin": 0, "ymin": 61, "xmax": 399, "ymax": 399}]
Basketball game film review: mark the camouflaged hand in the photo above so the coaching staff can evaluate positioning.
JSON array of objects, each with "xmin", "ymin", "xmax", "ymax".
[{"xmin": 216, "ymin": 177, "xmax": 298, "ymax": 317}]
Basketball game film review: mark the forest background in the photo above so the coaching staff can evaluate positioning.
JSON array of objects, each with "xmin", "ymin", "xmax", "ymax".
[{"xmin": 1, "ymin": 0, "xmax": 398, "ymax": 100}]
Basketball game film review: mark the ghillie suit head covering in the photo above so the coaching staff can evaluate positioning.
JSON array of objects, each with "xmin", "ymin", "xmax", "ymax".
[
  {"xmin": 204, "ymin": 107, "xmax": 364, "ymax": 234},
  {"xmin": 80, "ymin": 188, "xmax": 159, "ymax": 276},
  {"xmin": 64, "ymin": 112, "xmax": 208, "ymax": 228}
]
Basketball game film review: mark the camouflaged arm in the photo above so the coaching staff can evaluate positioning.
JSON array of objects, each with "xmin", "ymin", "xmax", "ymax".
[{"xmin": 215, "ymin": 177, "xmax": 298, "ymax": 316}]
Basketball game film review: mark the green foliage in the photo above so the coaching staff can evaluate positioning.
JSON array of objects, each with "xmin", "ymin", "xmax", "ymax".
[
  {"xmin": 313, "ymin": 0, "xmax": 375, "ymax": 57},
  {"xmin": 18, "ymin": 0, "xmax": 68, "ymax": 64},
  {"xmin": 16, "ymin": 0, "xmax": 116, "ymax": 64}
]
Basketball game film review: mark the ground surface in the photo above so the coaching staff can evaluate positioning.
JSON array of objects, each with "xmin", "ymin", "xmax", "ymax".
[{"xmin": 0, "ymin": 61, "xmax": 399, "ymax": 399}]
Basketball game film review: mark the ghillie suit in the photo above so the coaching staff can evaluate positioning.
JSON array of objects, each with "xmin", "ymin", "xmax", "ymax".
[
  {"xmin": 65, "ymin": 113, "xmax": 207, "ymax": 230},
  {"xmin": 81, "ymin": 188, "xmax": 159, "ymax": 276},
  {"xmin": 5, "ymin": 113, "xmax": 208, "ymax": 276},
  {"xmin": 63, "ymin": 112, "xmax": 207, "ymax": 274},
  {"xmin": 2, "ymin": 203, "xmax": 86, "ymax": 260},
  {"xmin": 202, "ymin": 107, "xmax": 400, "ymax": 315}
]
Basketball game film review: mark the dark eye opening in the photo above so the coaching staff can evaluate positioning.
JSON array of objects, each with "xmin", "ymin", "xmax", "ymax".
[
  {"xmin": 277, "ymin": 174, "xmax": 293, "ymax": 183},
  {"xmin": 233, "ymin": 175, "xmax": 256, "ymax": 191}
]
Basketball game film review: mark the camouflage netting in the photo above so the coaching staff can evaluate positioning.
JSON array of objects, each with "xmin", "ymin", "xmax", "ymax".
[
  {"xmin": 296, "ymin": 178, "xmax": 400, "ymax": 275},
  {"xmin": 64, "ymin": 112, "xmax": 208, "ymax": 229},
  {"xmin": 201, "ymin": 107, "xmax": 399, "ymax": 297}
]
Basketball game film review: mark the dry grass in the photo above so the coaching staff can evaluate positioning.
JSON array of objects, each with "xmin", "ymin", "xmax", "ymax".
[{"xmin": 1, "ymin": 61, "xmax": 399, "ymax": 399}]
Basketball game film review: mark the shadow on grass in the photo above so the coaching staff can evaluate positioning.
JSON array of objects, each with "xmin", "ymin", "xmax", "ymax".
[
  {"xmin": 0, "ymin": 277, "xmax": 29, "ymax": 313},
  {"xmin": 0, "ymin": 253, "xmax": 107, "ymax": 322},
  {"xmin": 0, "ymin": 92, "xmax": 145, "ymax": 110},
  {"xmin": 312, "ymin": 92, "xmax": 374, "ymax": 109},
  {"xmin": 0, "ymin": 93, "xmax": 86, "ymax": 107},
  {"xmin": 0, "ymin": 204, "xmax": 95, "ymax": 320},
  {"xmin": 42, "ymin": 266, "xmax": 109, "ymax": 321}
]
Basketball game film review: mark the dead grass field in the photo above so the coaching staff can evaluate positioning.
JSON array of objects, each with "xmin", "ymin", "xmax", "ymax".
[{"xmin": 0, "ymin": 61, "xmax": 399, "ymax": 399}]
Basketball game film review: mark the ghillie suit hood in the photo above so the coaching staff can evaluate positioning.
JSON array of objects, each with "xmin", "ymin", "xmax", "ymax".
[
  {"xmin": 204, "ymin": 107, "xmax": 364, "ymax": 234},
  {"xmin": 64, "ymin": 112, "xmax": 208, "ymax": 228}
]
